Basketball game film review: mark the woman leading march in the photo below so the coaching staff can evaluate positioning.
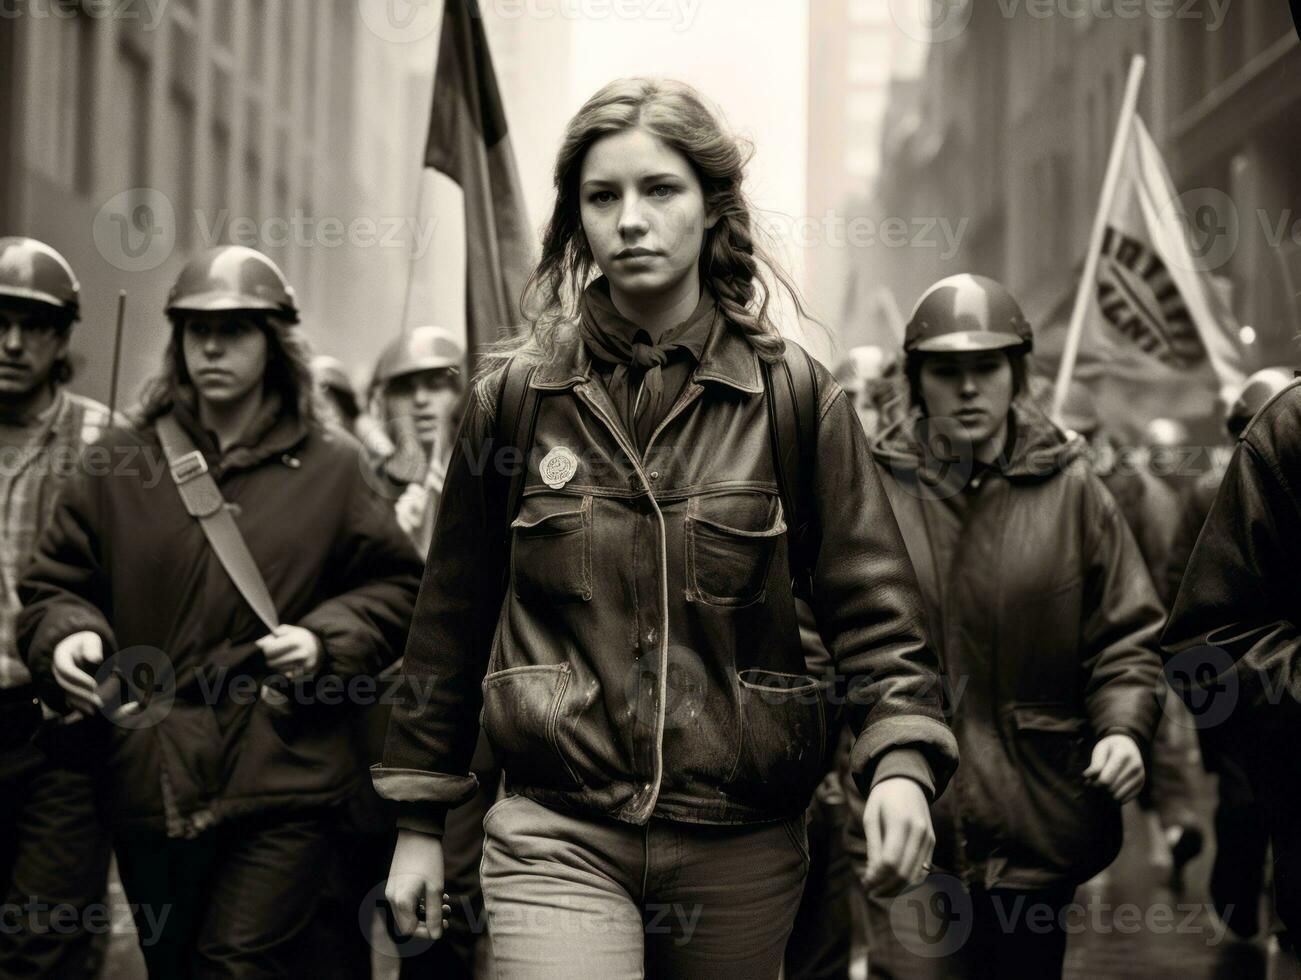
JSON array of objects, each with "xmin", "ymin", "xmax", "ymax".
[{"xmin": 376, "ymin": 77, "xmax": 959, "ymax": 979}]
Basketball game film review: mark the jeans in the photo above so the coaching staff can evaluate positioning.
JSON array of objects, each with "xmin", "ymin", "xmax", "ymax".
[
  {"xmin": 114, "ymin": 810, "xmax": 335, "ymax": 979},
  {"xmin": 0, "ymin": 695, "xmax": 112, "ymax": 979},
  {"xmin": 479, "ymin": 793, "xmax": 810, "ymax": 979}
]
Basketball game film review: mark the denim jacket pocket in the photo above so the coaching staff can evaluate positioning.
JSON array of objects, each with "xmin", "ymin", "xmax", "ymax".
[
  {"xmin": 481, "ymin": 664, "xmax": 582, "ymax": 790},
  {"xmin": 511, "ymin": 494, "xmax": 593, "ymax": 604},
  {"xmin": 685, "ymin": 492, "xmax": 786, "ymax": 608},
  {"xmin": 728, "ymin": 668, "xmax": 827, "ymax": 811}
]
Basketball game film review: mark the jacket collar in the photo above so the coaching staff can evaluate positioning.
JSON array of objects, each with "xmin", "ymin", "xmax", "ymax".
[
  {"xmin": 872, "ymin": 399, "xmax": 1086, "ymax": 488},
  {"xmin": 531, "ymin": 318, "xmax": 764, "ymax": 395},
  {"xmin": 168, "ymin": 392, "xmax": 309, "ymax": 473}
]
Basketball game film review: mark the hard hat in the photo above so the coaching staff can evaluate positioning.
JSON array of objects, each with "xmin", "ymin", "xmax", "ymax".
[
  {"xmin": 1227, "ymin": 367, "xmax": 1295, "ymax": 436},
  {"xmin": 0, "ymin": 236, "xmax": 80, "ymax": 319},
  {"xmin": 374, "ymin": 326, "xmax": 465, "ymax": 386},
  {"xmin": 311, "ymin": 355, "xmax": 355, "ymax": 399},
  {"xmin": 165, "ymin": 245, "xmax": 298, "ymax": 322},
  {"xmin": 834, "ymin": 345, "xmax": 887, "ymax": 394},
  {"xmin": 904, "ymin": 274, "xmax": 1033, "ymax": 355}
]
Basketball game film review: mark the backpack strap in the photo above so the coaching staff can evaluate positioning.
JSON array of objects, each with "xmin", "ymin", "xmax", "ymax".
[
  {"xmin": 763, "ymin": 342, "xmax": 821, "ymax": 600},
  {"xmin": 491, "ymin": 357, "xmax": 541, "ymax": 541}
]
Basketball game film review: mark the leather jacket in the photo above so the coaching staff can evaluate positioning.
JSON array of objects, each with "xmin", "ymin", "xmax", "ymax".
[{"xmin": 375, "ymin": 321, "xmax": 959, "ymax": 834}]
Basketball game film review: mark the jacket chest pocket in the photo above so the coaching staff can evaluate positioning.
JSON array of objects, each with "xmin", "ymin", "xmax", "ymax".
[
  {"xmin": 511, "ymin": 494, "xmax": 593, "ymax": 604},
  {"xmin": 685, "ymin": 492, "xmax": 786, "ymax": 608}
]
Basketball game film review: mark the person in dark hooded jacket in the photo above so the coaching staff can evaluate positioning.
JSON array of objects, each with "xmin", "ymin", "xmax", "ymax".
[
  {"xmin": 16, "ymin": 246, "xmax": 422, "ymax": 978},
  {"xmin": 854, "ymin": 275, "xmax": 1165, "ymax": 979}
]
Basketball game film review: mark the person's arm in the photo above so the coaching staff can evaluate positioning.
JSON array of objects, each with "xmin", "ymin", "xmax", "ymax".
[
  {"xmin": 808, "ymin": 383, "xmax": 958, "ymax": 800},
  {"xmin": 17, "ymin": 464, "xmax": 115, "ymax": 714},
  {"xmin": 1163, "ymin": 404, "xmax": 1301, "ymax": 732},
  {"xmin": 374, "ymin": 379, "xmax": 509, "ymax": 837},
  {"xmin": 1077, "ymin": 469, "xmax": 1165, "ymax": 802}
]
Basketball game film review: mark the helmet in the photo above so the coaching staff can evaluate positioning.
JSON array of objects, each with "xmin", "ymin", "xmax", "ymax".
[
  {"xmin": 311, "ymin": 355, "xmax": 354, "ymax": 398},
  {"xmin": 904, "ymin": 274, "xmax": 1032, "ymax": 355},
  {"xmin": 374, "ymin": 325, "xmax": 465, "ymax": 386},
  {"xmin": 165, "ymin": 245, "xmax": 298, "ymax": 322},
  {"xmin": 1227, "ymin": 367, "xmax": 1294, "ymax": 436},
  {"xmin": 0, "ymin": 236, "xmax": 80, "ymax": 319},
  {"xmin": 833, "ymin": 345, "xmax": 887, "ymax": 394}
]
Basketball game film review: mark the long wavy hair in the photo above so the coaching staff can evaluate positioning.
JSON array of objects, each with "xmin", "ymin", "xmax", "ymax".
[
  {"xmin": 136, "ymin": 313, "xmax": 319, "ymax": 426},
  {"xmin": 475, "ymin": 77, "xmax": 814, "ymax": 407}
]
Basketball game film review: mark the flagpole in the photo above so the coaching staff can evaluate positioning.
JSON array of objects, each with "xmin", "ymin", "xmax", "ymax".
[{"xmin": 1050, "ymin": 55, "xmax": 1147, "ymax": 425}]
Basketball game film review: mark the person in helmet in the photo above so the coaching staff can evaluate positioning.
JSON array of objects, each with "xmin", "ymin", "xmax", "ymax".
[
  {"xmin": 311, "ymin": 354, "xmax": 361, "ymax": 436},
  {"xmin": 0, "ymin": 237, "xmax": 114, "ymax": 977},
  {"xmin": 16, "ymin": 245, "xmax": 422, "ymax": 977},
  {"xmin": 369, "ymin": 325, "xmax": 466, "ymax": 555},
  {"xmin": 855, "ymin": 274, "xmax": 1165, "ymax": 977},
  {"xmin": 1160, "ymin": 366, "xmax": 1293, "ymax": 941}
]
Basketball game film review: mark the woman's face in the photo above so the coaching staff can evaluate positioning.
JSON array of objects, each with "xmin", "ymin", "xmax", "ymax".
[
  {"xmin": 578, "ymin": 127, "xmax": 715, "ymax": 301},
  {"xmin": 917, "ymin": 350, "xmax": 1014, "ymax": 450},
  {"xmin": 180, "ymin": 313, "xmax": 269, "ymax": 409}
]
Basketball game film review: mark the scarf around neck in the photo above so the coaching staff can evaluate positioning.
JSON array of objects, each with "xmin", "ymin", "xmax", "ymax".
[{"xmin": 577, "ymin": 277, "xmax": 717, "ymax": 436}]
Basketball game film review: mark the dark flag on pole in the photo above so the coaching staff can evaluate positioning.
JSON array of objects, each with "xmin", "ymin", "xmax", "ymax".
[{"xmin": 425, "ymin": 0, "xmax": 533, "ymax": 361}]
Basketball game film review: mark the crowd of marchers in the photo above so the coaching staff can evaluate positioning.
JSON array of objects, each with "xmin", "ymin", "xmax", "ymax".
[{"xmin": 2, "ymin": 75, "xmax": 1300, "ymax": 980}]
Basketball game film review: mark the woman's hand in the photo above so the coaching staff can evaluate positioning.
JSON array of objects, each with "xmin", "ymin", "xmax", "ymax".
[
  {"xmin": 386, "ymin": 829, "xmax": 451, "ymax": 940},
  {"xmin": 1084, "ymin": 733, "xmax": 1145, "ymax": 804},
  {"xmin": 863, "ymin": 776, "xmax": 935, "ymax": 895},
  {"xmin": 51, "ymin": 631, "xmax": 105, "ymax": 716},
  {"xmin": 255, "ymin": 625, "xmax": 322, "ymax": 680}
]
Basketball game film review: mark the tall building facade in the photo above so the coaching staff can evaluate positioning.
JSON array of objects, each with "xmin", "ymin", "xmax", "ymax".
[
  {"xmin": 805, "ymin": 0, "xmax": 899, "ymax": 334},
  {"xmin": 2, "ymin": 0, "xmax": 433, "ymax": 405},
  {"xmin": 848, "ymin": 3, "xmax": 1299, "ymax": 427}
]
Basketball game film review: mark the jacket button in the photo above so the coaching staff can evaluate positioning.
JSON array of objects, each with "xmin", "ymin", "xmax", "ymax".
[
  {"xmin": 645, "ymin": 628, "xmax": 658, "ymax": 645},
  {"xmin": 282, "ymin": 454, "xmax": 301, "ymax": 469},
  {"xmin": 649, "ymin": 470, "xmax": 660, "ymax": 481}
]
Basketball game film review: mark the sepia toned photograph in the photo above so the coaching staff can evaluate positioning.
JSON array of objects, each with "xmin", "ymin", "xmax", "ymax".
[{"xmin": 0, "ymin": 1, "xmax": 1299, "ymax": 977}]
